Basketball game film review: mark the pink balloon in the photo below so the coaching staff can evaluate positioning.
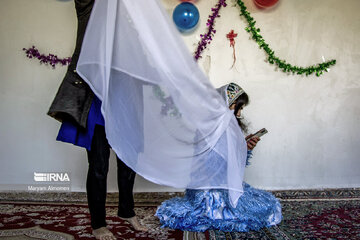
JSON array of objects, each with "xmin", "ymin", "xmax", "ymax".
[{"xmin": 253, "ymin": 0, "xmax": 279, "ymax": 9}]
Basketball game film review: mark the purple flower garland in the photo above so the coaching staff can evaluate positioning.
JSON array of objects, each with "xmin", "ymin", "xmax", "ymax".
[
  {"xmin": 194, "ymin": 0, "xmax": 227, "ymax": 61},
  {"xmin": 23, "ymin": 46, "xmax": 72, "ymax": 68}
]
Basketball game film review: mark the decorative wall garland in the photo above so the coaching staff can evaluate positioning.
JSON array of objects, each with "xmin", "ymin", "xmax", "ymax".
[
  {"xmin": 194, "ymin": 0, "xmax": 227, "ymax": 60},
  {"xmin": 235, "ymin": 0, "xmax": 336, "ymax": 76},
  {"xmin": 23, "ymin": 46, "xmax": 71, "ymax": 68},
  {"xmin": 23, "ymin": 0, "xmax": 336, "ymax": 77},
  {"xmin": 194, "ymin": 0, "xmax": 336, "ymax": 76}
]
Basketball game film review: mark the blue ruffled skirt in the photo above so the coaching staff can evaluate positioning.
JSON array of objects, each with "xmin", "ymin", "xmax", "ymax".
[{"xmin": 155, "ymin": 182, "xmax": 282, "ymax": 232}]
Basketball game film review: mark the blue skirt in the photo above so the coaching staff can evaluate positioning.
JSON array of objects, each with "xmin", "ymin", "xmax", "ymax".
[
  {"xmin": 56, "ymin": 96, "xmax": 104, "ymax": 150},
  {"xmin": 155, "ymin": 182, "xmax": 282, "ymax": 232}
]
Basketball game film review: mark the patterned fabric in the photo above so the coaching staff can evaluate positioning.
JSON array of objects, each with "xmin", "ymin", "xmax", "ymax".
[
  {"xmin": 156, "ymin": 182, "xmax": 282, "ymax": 232},
  {"xmin": 0, "ymin": 203, "xmax": 182, "ymax": 240},
  {"xmin": 0, "ymin": 226, "xmax": 74, "ymax": 240},
  {"xmin": 246, "ymin": 150, "xmax": 253, "ymax": 166},
  {"xmin": 278, "ymin": 199, "xmax": 360, "ymax": 239},
  {"xmin": 226, "ymin": 83, "xmax": 245, "ymax": 106},
  {"xmin": 1, "ymin": 190, "xmax": 359, "ymax": 239}
]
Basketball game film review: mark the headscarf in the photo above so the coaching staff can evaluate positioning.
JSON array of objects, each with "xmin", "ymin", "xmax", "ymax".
[{"xmin": 217, "ymin": 83, "xmax": 245, "ymax": 107}]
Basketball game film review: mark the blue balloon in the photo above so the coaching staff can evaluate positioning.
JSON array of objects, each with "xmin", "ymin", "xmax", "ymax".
[{"xmin": 172, "ymin": 2, "xmax": 200, "ymax": 33}]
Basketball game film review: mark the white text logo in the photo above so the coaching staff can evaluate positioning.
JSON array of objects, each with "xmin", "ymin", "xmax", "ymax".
[{"xmin": 34, "ymin": 172, "xmax": 70, "ymax": 182}]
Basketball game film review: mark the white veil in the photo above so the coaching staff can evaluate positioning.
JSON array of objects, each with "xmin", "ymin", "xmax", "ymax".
[{"xmin": 76, "ymin": 0, "xmax": 247, "ymax": 206}]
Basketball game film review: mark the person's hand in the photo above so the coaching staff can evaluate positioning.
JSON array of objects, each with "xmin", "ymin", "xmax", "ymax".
[{"xmin": 245, "ymin": 135, "xmax": 260, "ymax": 150}]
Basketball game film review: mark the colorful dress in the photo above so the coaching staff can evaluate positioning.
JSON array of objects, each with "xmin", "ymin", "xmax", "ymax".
[{"xmin": 155, "ymin": 152, "xmax": 282, "ymax": 232}]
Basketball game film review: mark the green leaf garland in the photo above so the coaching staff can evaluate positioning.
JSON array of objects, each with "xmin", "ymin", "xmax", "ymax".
[{"xmin": 236, "ymin": 0, "xmax": 336, "ymax": 77}]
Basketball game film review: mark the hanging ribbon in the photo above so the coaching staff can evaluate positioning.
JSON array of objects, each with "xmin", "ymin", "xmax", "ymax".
[{"xmin": 226, "ymin": 30, "xmax": 238, "ymax": 68}]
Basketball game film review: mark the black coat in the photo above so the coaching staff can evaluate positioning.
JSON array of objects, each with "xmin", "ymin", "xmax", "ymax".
[{"xmin": 48, "ymin": 0, "xmax": 95, "ymax": 129}]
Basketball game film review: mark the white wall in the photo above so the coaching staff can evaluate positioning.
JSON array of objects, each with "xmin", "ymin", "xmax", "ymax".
[{"xmin": 0, "ymin": 0, "xmax": 359, "ymax": 192}]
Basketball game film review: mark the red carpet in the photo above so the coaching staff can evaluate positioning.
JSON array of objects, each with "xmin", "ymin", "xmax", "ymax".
[
  {"xmin": 1, "ymin": 189, "xmax": 359, "ymax": 239},
  {"xmin": 0, "ymin": 202, "xmax": 183, "ymax": 240}
]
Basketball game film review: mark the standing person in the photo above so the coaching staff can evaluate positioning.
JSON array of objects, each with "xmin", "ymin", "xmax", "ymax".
[
  {"xmin": 155, "ymin": 83, "xmax": 282, "ymax": 232},
  {"xmin": 47, "ymin": 1, "xmax": 147, "ymax": 239}
]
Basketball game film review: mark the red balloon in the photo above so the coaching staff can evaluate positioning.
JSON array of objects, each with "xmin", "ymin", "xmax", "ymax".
[{"xmin": 253, "ymin": 0, "xmax": 279, "ymax": 9}]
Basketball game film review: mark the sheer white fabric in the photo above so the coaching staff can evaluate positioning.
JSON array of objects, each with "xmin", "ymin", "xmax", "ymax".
[{"xmin": 77, "ymin": 0, "xmax": 247, "ymax": 206}]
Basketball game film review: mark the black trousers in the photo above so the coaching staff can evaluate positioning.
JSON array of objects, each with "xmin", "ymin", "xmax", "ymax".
[{"xmin": 86, "ymin": 125, "xmax": 136, "ymax": 229}]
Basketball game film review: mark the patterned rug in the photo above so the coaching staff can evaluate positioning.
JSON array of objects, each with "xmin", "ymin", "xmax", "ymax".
[
  {"xmin": 0, "ymin": 189, "xmax": 359, "ymax": 239},
  {"xmin": 205, "ymin": 199, "xmax": 360, "ymax": 240},
  {"xmin": 0, "ymin": 202, "xmax": 182, "ymax": 240}
]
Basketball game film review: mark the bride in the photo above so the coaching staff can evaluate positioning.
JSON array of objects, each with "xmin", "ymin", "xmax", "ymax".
[{"xmin": 156, "ymin": 83, "xmax": 282, "ymax": 232}]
